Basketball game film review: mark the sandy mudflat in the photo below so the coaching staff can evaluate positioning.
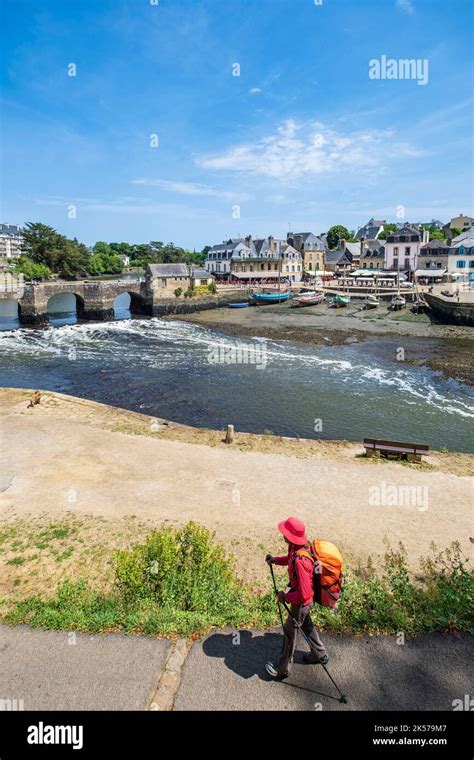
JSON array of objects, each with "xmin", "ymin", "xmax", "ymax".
[{"xmin": 0, "ymin": 389, "xmax": 472, "ymax": 587}]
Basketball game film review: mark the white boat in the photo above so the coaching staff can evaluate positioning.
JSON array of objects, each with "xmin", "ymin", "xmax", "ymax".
[
  {"xmin": 391, "ymin": 295, "xmax": 406, "ymax": 310},
  {"xmin": 291, "ymin": 291, "xmax": 325, "ymax": 308},
  {"xmin": 363, "ymin": 295, "xmax": 380, "ymax": 309}
]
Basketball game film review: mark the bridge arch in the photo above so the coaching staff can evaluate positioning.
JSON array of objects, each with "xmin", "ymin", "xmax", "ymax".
[
  {"xmin": 113, "ymin": 290, "xmax": 148, "ymax": 319},
  {"xmin": 46, "ymin": 292, "xmax": 85, "ymax": 323},
  {"xmin": 0, "ymin": 298, "xmax": 21, "ymax": 329}
]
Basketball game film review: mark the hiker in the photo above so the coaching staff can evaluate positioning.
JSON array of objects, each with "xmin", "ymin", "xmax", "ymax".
[{"xmin": 265, "ymin": 516, "xmax": 328, "ymax": 680}]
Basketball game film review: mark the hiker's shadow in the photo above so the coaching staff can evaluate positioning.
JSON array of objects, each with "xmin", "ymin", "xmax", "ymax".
[
  {"xmin": 203, "ymin": 630, "xmax": 281, "ymax": 680},
  {"xmin": 202, "ymin": 629, "xmax": 318, "ymax": 684}
]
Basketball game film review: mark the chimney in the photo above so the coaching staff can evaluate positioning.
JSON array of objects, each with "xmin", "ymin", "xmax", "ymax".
[{"xmin": 422, "ymin": 229, "xmax": 429, "ymax": 245}]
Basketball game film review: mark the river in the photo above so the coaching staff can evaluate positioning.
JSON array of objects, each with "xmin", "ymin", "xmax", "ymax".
[{"xmin": 0, "ymin": 294, "xmax": 473, "ymax": 452}]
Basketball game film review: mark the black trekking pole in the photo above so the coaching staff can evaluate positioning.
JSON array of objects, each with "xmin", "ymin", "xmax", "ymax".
[
  {"xmin": 267, "ymin": 561, "xmax": 347, "ymax": 704},
  {"xmin": 268, "ymin": 560, "xmax": 285, "ymax": 628}
]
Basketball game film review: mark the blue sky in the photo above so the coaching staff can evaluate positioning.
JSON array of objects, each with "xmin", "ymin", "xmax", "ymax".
[{"xmin": 1, "ymin": 0, "xmax": 473, "ymax": 249}]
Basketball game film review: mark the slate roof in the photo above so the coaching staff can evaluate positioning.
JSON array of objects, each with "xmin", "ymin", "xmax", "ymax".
[
  {"xmin": 451, "ymin": 227, "xmax": 474, "ymax": 243},
  {"xmin": 191, "ymin": 268, "xmax": 213, "ymax": 278},
  {"xmin": 147, "ymin": 263, "xmax": 189, "ymax": 278}
]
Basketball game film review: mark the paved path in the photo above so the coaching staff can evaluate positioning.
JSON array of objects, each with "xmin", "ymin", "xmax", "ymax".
[
  {"xmin": 1, "ymin": 625, "xmax": 472, "ymax": 711},
  {"xmin": 0, "ymin": 625, "xmax": 170, "ymax": 710}
]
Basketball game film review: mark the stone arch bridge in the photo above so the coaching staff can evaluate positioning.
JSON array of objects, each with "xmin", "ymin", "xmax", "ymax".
[
  {"xmin": 2, "ymin": 279, "xmax": 151, "ymax": 325},
  {"xmin": 0, "ymin": 275, "xmax": 237, "ymax": 326}
]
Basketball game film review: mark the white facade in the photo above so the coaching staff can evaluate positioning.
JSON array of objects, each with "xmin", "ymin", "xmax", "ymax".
[
  {"xmin": 0, "ymin": 225, "xmax": 22, "ymax": 263},
  {"xmin": 280, "ymin": 243, "xmax": 303, "ymax": 283},
  {"xmin": 384, "ymin": 226, "xmax": 427, "ymax": 273}
]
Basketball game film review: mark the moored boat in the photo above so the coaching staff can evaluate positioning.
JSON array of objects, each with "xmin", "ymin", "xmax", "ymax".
[
  {"xmin": 290, "ymin": 291, "xmax": 325, "ymax": 308},
  {"xmin": 391, "ymin": 295, "xmax": 406, "ymax": 310},
  {"xmin": 251, "ymin": 290, "xmax": 290, "ymax": 304},
  {"xmin": 228, "ymin": 302, "xmax": 250, "ymax": 308},
  {"xmin": 363, "ymin": 295, "xmax": 379, "ymax": 309},
  {"xmin": 331, "ymin": 294, "xmax": 351, "ymax": 307}
]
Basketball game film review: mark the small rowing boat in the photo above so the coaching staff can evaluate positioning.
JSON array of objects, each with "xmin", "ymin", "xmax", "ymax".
[
  {"xmin": 251, "ymin": 291, "xmax": 290, "ymax": 304},
  {"xmin": 228, "ymin": 302, "xmax": 249, "ymax": 308}
]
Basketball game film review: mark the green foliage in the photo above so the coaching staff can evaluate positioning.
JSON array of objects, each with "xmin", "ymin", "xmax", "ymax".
[
  {"xmin": 377, "ymin": 224, "xmax": 398, "ymax": 241},
  {"xmin": 184, "ymin": 287, "xmax": 195, "ymax": 298},
  {"xmin": 174, "ymin": 287, "xmax": 183, "ymax": 298},
  {"xmin": 114, "ymin": 522, "xmax": 245, "ymax": 619},
  {"xmin": 4, "ymin": 528, "xmax": 472, "ymax": 638},
  {"xmin": 207, "ymin": 280, "xmax": 217, "ymax": 294},
  {"xmin": 14, "ymin": 255, "xmax": 52, "ymax": 281},
  {"xmin": 21, "ymin": 222, "xmax": 91, "ymax": 277},
  {"xmin": 327, "ymin": 225, "xmax": 353, "ymax": 249}
]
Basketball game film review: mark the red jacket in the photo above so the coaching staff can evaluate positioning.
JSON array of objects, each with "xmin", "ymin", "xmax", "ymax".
[{"xmin": 274, "ymin": 544, "xmax": 314, "ymax": 606}]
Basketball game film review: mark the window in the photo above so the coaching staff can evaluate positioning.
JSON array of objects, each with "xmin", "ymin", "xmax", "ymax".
[
  {"xmin": 404, "ymin": 259, "xmax": 410, "ymax": 270},
  {"xmin": 405, "ymin": 247, "xmax": 411, "ymax": 255},
  {"xmin": 161, "ymin": 278, "xmax": 167, "ymax": 287},
  {"xmin": 469, "ymin": 261, "xmax": 474, "ymax": 268},
  {"xmin": 457, "ymin": 261, "xmax": 466, "ymax": 268},
  {"xmin": 394, "ymin": 247, "xmax": 399, "ymax": 255},
  {"xmin": 393, "ymin": 258, "xmax": 399, "ymax": 269}
]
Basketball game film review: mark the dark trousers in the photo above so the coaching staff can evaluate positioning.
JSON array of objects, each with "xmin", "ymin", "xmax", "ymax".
[{"xmin": 277, "ymin": 603, "xmax": 327, "ymax": 676}]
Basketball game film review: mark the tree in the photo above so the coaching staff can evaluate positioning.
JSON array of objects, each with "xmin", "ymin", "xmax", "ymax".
[
  {"xmin": 450, "ymin": 227, "xmax": 462, "ymax": 238},
  {"xmin": 327, "ymin": 225, "xmax": 352, "ymax": 249},
  {"xmin": 378, "ymin": 224, "xmax": 398, "ymax": 240},
  {"xmin": 14, "ymin": 255, "xmax": 52, "ymax": 281},
  {"xmin": 21, "ymin": 222, "xmax": 91, "ymax": 277}
]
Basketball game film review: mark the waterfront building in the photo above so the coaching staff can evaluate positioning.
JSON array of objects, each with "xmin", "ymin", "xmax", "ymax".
[
  {"xmin": 191, "ymin": 267, "xmax": 214, "ymax": 287},
  {"xmin": 324, "ymin": 248, "xmax": 353, "ymax": 274},
  {"xmin": 287, "ymin": 232, "xmax": 327, "ymax": 277},
  {"xmin": 205, "ymin": 235, "xmax": 302, "ymax": 284},
  {"xmin": 417, "ymin": 236, "xmax": 474, "ymax": 284},
  {"xmin": 384, "ymin": 224, "xmax": 428, "ymax": 277},
  {"xmin": 205, "ymin": 238, "xmax": 254, "ymax": 280},
  {"xmin": 146, "ymin": 263, "xmax": 192, "ymax": 295},
  {"xmin": 360, "ymin": 239, "xmax": 385, "ymax": 270},
  {"xmin": 0, "ymin": 224, "xmax": 22, "ymax": 266},
  {"xmin": 279, "ymin": 242, "xmax": 302, "ymax": 283}
]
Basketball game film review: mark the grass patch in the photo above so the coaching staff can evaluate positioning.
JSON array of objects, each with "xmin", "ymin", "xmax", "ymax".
[{"xmin": 3, "ymin": 523, "xmax": 472, "ymax": 638}]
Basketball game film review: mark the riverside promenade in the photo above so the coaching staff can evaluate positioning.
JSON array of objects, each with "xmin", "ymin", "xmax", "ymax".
[{"xmin": 0, "ymin": 625, "xmax": 471, "ymax": 711}]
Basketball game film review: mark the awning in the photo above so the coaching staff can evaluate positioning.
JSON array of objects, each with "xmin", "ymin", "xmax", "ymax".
[
  {"xmin": 415, "ymin": 269, "xmax": 447, "ymax": 277},
  {"xmin": 231, "ymin": 272, "xmax": 279, "ymax": 280}
]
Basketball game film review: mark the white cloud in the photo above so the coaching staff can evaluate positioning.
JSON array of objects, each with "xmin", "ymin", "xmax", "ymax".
[
  {"xmin": 132, "ymin": 178, "xmax": 249, "ymax": 200},
  {"xmin": 396, "ymin": 0, "xmax": 415, "ymax": 15},
  {"xmin": 195, "ymin": 120, "xmax": 424, "ymax": 181},
  {"xmin": 249, "ymin": 87, "xmax": 262, "ymax": 94}
]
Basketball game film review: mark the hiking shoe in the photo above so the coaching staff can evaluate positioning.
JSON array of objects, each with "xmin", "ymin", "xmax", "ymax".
[
  {"xmin": 303, "ymin": 653, "xmax": 329, "ymax": 666},
  {"xmin": 265, "ymin": 662, "xmax": 288, "ymax": 680}
]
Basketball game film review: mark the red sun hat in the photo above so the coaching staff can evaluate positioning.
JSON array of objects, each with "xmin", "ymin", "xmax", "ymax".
[{"xmin": 278, "ymin": 517, "xmax": 307, "ymax": 546}]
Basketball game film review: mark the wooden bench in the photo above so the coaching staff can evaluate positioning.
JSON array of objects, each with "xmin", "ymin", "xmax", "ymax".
[{"xmin": 363, "ymin": 438, "xmax": 430, "ymax": 463}]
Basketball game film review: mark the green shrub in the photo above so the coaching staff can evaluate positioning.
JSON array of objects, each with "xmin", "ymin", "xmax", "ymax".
[
  {"xmin": 3, "ymin": 527, "xmax": 473, "ymax": 638},
  {"xmin": 114, "ymin": 522, "xmax": 246, "ymax": 619}
]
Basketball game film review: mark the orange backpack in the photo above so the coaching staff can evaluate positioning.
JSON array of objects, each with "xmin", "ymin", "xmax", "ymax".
[{"xmin": 296, "ymin": 540, "xmax": 344, "ymax": 608}]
